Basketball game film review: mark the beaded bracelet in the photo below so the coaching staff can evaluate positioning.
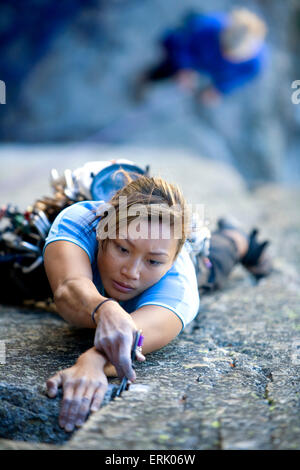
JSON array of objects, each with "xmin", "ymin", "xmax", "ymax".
[{"xmin": 91, "ymin": 298, "xmax": 117, "ymax": 325}]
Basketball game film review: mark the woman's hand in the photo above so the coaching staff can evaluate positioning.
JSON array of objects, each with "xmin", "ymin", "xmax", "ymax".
[
  {"xmin": 46, "ymin": 348, "xmax": 108, "ymax": 433},
  {"xmin": 94, "ymin": 300, "xmax": 142, "ymax": 382}
]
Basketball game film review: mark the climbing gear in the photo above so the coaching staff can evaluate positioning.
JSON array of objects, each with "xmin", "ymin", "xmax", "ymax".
[
  {"xmin": 0, "ymin": 159, "xmax": 149, "ymax": 305},
  {"xmin": 114, "ymin": 330, "xmax": 144, "ymax": 398},
  {"xmin": 185, "ymin": 211, "xmax": 212, "ymax": 290}
]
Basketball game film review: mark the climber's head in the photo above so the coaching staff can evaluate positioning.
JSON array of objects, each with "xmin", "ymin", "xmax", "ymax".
[
  {"xmin": 221, "ymin": 9, "xmax": 267, "ymax": 61},
  {"xmin": 95, "ymin": 173, "xmax": 191, "ymax": 301}
]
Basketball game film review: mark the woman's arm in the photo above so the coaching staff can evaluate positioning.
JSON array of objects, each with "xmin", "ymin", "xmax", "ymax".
[
  {"xmin": 44, "ymin": 241, "xmax": 106, "ymax": 328},
  {"xmin": 44, "ymin": 240, "xmax": 138, "ymax": 380},
  {"xmin": 46, "ymin": 306, "xmax": 182, "ymax": 432},
  {"xmin": 131, "ymin": 305, "xmax": 182, "ymax": 353},
  {"xmin": 45, "ymin": 242, "xmax": 184, "ymax": 381}
]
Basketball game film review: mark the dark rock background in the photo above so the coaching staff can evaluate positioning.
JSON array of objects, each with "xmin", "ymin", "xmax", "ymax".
[{"xmin": 0, "ymin": 0, "xmax": 300, "ymax": 185}]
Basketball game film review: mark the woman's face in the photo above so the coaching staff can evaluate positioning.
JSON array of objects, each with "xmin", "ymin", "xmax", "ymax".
[{"xmin": 97, "ymin": 220, "xmax": 178, "ymax": 301}]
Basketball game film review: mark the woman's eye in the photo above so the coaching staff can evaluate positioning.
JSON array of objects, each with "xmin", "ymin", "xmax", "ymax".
[
  {"xmin": 117, "ymin": 244, "xmax": 128, "ymax": 254},
  {"xmin": 149, "ymin": 259, "xmax": 162, "ymax": 266}
]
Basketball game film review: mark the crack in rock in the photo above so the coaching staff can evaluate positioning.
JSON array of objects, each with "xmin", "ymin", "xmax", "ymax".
[{"xmin": 0, "ymin": 382, "xmax": 118, "ymax": 444}]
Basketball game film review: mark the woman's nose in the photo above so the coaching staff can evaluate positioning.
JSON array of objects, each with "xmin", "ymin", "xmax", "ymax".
[{"xmin": 121, "ymin": 259, "xmax": 141, "ymax": 280}]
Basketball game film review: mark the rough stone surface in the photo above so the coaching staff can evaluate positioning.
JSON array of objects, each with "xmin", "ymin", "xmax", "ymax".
[
  {"xmin": 0, "ymin": 307, "xmax": 118, "ymax": 444},
  {"xmin": 63, "ymin": 270, "xmax": 300, "ymax": 450},
  {"xmin": 0, "ymin": 147, "xmax": 300, "ymax": 449}
]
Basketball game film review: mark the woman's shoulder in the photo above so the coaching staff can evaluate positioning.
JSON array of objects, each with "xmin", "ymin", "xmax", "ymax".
[
  {"xmin": 172, "ymin": 243, "xmax": 196, "ymax": 277},
  {"xmin": 44, "ymin": 200, "xmax": 106, "ymax": 261},
  {"xmin": 62, "ymin": 200, "xmax": 105, "ymax": 214},
  {"xmin": 52, "ymin": 200, "xmax": 105, "ymax": 228}
]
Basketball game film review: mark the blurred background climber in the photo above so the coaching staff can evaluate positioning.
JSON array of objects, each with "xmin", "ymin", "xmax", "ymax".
[
  {"xmin": 134, "ymin": 8, "xmax": 268, "ymax": 105},
  {"xmin": 0, "ymin": 0, "xmax": 299, "ymax": 185}
]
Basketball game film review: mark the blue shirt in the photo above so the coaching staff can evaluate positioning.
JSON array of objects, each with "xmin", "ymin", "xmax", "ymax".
[
  {"xmin": 162, "ymin": 13, "xmax": 267, "ymax": 94},
  {"xmin": 43, "ymin": 201, "xmax": 200, "ymax": 330}
]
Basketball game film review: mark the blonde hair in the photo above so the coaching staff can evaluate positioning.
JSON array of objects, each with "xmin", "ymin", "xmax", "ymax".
[
  {"xmin": 95, "ymin": 171, "xmax": 190, "ymax": 260},
  {"xmin": 222, "ymin": 9, "xmax": 267, "ymax": 58}
]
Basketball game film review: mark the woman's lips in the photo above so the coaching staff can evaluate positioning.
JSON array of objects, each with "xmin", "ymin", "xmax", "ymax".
[{"xmin": 112, "ymin": 280, "xmax": 135, "ymax": 293}]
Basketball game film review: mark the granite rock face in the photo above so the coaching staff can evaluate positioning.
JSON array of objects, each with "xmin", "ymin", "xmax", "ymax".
[
  {"xmin": 0, "ymin": 307, "xmax": 118, "ymax": 444},
  {"xmin": 64, "ymin": 270, "xmax": 300, "ymax": 450},
  {"xmin": 0, "ymin": 148, "xmax": 300, "ymax": 449}
]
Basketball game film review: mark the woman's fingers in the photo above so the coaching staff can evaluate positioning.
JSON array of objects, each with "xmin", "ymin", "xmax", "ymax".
[
  {"xmin": 117, "ymin": 338, "xmax": 136, "ymax": 381},
  {"xmin": 74, "ymin": 383, "xmax": 98, "ymax": 428},
  {"xmin": 90, "ymin": 384, "xmax": 107, "ymax": 412},
  {"xmin": 97, "ymin": 331, "xmax": 136, "ymax": 381},
  {"xmin": 46, "ymin": 348, "xmax": 109, "ymax": 433},
  {"xmin": 135, "ymin": 349, "xmax": 146, "ymax": 362},
  {"xmin": 59, "ymin": 380, "xmax": 75, "ymax": 431},
  {"xmin": 93, "ymin": 305, "xmax": 138, "ymax": 380},
  {"xmin": 59, "ymin": 379, "xmax": 108, "ymax": 432},
  {"xmin": 46, "ymin": 371, "xmax": 62, "ymax": 398},
  {"xmin": 61, "ymin": 378, "xmax": 88, "ymax": 432}
]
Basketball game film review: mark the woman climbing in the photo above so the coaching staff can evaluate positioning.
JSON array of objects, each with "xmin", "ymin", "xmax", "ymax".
[{"xmin": 41, "ymin": 167, "xmax": 271, "ymax": 432}]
